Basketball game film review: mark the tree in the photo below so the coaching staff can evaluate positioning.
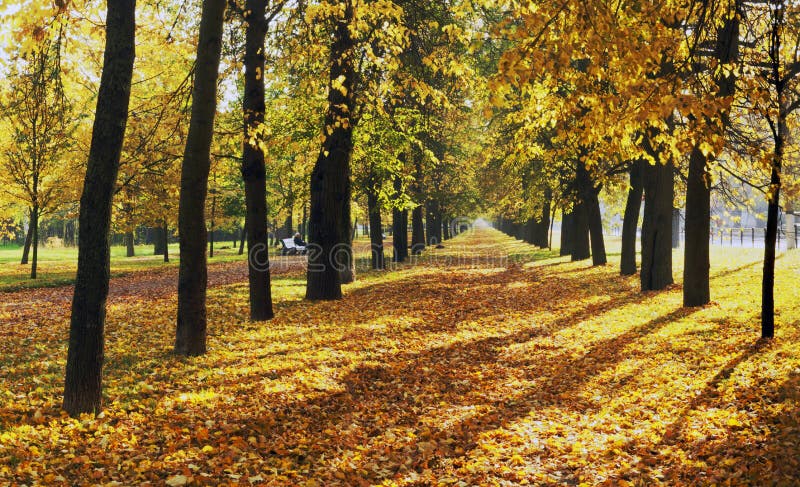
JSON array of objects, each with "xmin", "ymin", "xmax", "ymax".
[
  {"xmin": 306, "ymin": 0, "xmax": 357, "ymax": 300},
  {"xmin": 175, "ymin": 0, "xmax": 227, "ymax": 356},
  {"xmin": 683, "ymin": 1, "xmax": 741, "ymax": 307},
  {"xmin": 620, "ymin": 159, "xmax": 643, "ymax": 275},
  {"xmin": 239, "ymin": 0, "xmax": 285, "ymax": 321},
  {"xmin": 63, "ymin": 0, "xmax": 136, "ymax": 416},
  {"xmin": 0, "ymin": 34, "xmax": 76, "ymax": 278}
]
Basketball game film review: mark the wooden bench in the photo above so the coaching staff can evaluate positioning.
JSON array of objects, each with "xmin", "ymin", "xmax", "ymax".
[{"xmin": 280, "ymin": 238, "xmax": 306, "ymax": 255}]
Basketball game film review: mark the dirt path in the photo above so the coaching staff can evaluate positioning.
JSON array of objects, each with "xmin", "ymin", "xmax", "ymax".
[{"xmin": 0, "ymin": 257, "xmax": 306, "ymax": 326}]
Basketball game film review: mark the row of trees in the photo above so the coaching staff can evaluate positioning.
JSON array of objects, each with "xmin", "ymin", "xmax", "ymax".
[
  {"xmin": 2, "ymin": 0, "xmax": 798, "ymax": 415},
  {"xmin": 484, "ymin": 0, "xmax": 799, "ymax": 341}
]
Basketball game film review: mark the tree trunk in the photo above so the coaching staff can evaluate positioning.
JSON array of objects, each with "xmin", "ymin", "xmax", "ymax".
[
  {"xmin": 560, "ymin": 211, "xmax": 573, "ymax": 256},
  {"xmin": 301, "ymin": 203, "xmax": 308, "ymax": 240},
  {"xmin": 162, "ymin": 222, "xmax": 169, "ymax": 263},
  {"xmin": 587, "ymin": 187, "xmax": 606, "ymax": 266},
  {"xmin": 392, "ymin": 176, "xmax": 408, "ymax": 263},
  {"xmin": 672, "ymin": 208, "xmax": 681, "ymax": 248},
  {"xmin": 306, "ymin": 1, "xmax": 355, "ymax": 300},
  {"xmin": 762, "ymin": 165, "xmax": 781, "ymax": 339},
  {"xmin": 153, "ymin": 226, "xmax": 165, "ymax": 255},
  {"xmin": 125, "ymin": 231, "xmax": 135, "ymax": 257},
  {"xmin": 762, "ymin": 30, "xmax": 786, "ymax": 338},
  {"xmin": 571, "ymin": 165, "xmax": 591, "ymax": 261},
  {"xmin": 425, "ymin": 199, "xmax": 442, "ymax": 245},
  {"xmin": 533, "ymin": 189, "xmax": 552, "ymax": 248},
  {"xmin": 411, "ymin": 149, "xmax": 425, "ymax": 254},
  {"xmin": 571, "ymin": 201, "xmax": 590, "ymax": 261},
  {"xmin": 340, "ymin": 199, "xmax": 355, "ymax": 284},
  {"xmin": 241, "ymin": 0, "xmax": 274, "ymax": 321},
  {"xmin": 283, "ymin": 212, "xmax": 293, "ymax": 238},
  {"xmin": 30, "ymin": 204, "xmax": 39, "ymax": 279},
  {"xmin": 620, "ymin": 160, "xmax": 643, "ymax": 275},
  {"xmin": 63, "ymin": 0, "xmax": 135, "ymax": 417},
  {"xmin": 21, "ymin": 208, "xmax": 33, "ymax": 265},
  {"xmin": 683, "ymin": 9, "xmax": 739, "ymax": 306},
  {"xmin": 367, "ymin": 185, "xmax": 384, "ymax": 270},
  {"xmin": 393, "ymin": 208, "xmax": 408, "ymax": 263},
  {"xmin": 411, "ymin": 206, "xmax": 425, "ymax": 254},
  {"xmin": 175, "ymin": 0, "xmax": 226, "ymax": 356},
  {"xmin": 209, "ymin": 190, "xmax": 216, "ymax": 258},
  {"xmin": 238, "ymin": 224, "xmax": 246, "ymax": 255},
  {"xmin": 640, "ymin": 161, "xmax": 674, "ymax": 291}
]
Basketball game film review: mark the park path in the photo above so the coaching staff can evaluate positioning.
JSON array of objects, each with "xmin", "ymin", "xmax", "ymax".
[{"xmin": 0, "ymin": 257, "xmax": 306, "ymax": 328}]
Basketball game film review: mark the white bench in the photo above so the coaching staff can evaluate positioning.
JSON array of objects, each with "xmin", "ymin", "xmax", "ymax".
[{"xmin": 280, "ymin": 238, "xmax": 306, "ymax": 255}]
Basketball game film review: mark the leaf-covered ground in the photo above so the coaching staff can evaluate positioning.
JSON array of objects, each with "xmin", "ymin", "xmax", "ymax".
[{"xmin": 1, "ymin": 229, "xmax": 799, "ymax": 486}]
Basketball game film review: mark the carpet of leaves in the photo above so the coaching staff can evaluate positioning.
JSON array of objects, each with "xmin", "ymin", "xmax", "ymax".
[{"xmin": 1, "ymin": 229, "xmax": 799, "ymax": 486}]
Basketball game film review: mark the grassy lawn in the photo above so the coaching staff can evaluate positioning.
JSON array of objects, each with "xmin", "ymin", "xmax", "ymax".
[
  {"xmin": 1, "ymin": 229, "xmax": 799, "ymax": 485},
  {"xmin": 0, "ymin": 241, "xmax": 247, "ymax": 292}
]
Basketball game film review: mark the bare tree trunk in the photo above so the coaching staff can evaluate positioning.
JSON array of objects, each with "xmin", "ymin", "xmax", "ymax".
[
  {"xmin": 21, "ymin": 208, "xmax": 33, "ymax": 265},
  {"xmin": 30, "ymin": 204, "xmax": 39, "ymax": 279},
  {"xmin": 64, "ymin": 0, "xmax": 135, "ymax": 416},
  {"xmin": 411, "ymin": 149, "xmax": 425, "ymax": 254},
  {"xmin": 367, "ymin": 184, "xmax": 384, "ymax": 269},
  {"xmin": 587, "ymin": 187, "xmax": 606, "ymax": 266},
  {"xmin": 125, "ymin": 231, "xmax": 135, "ymax": 257},
  {"xmin": 175, "ymin": 0, "xmax": 226, "ymax": 356},
  {"xmin": 560, "ymin": 211, "xmax": 573, "ymax": 256},
  {"xmin": 162, "ymin": 221, "xmax": 169, "ymax": 263},
  {"xmin": 684, "ymin": 7, "xmax": 739, "ymax": 307},
  {"xmin": 392, "ymin": 176, "xmax": 408, "ymax": 263},
  {"xmin": 762, "ymin": 5, "xmax": 786, "ymax": 338},
  {"xmin": 306, "ymin": 0, "xmax": 355, "ymax": 300},
  {"xmin": 533, "ymin": 189, "xmax": 551, "ymax": 248},
  {"xmin": 620, "ymin": 160, "xmax": 643, "ymax": 275},
  {"xmin": 209, "ymin": 189, "xmax": 216, "ymax": 258},
  {"xmin": 640, "ymin": 161, "xmax": 674, "ymax": 291}
]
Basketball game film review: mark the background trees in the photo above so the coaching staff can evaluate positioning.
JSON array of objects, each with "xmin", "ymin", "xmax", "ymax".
[{"xmin": 1, "ymin": 0, "xmax": 799, "ymax": 416}]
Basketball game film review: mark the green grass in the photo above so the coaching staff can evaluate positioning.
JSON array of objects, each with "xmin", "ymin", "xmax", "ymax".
[{"xmin": 0, "ymin": 241, "xmax": 249, "ymax": 292}]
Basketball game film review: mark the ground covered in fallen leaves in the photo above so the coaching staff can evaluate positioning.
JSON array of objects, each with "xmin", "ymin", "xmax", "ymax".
[{"xmin": 1, "ymin": 229, "xmax": 799, "ymax": 486}]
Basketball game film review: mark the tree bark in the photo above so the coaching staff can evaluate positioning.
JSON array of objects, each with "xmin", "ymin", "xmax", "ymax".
[
  {"xmin": 392, "ymin": 176, "xmax": 408, "ymax": 263},
  {"xmin": 306, "ymin": 1, "xmax": 355, "ymax": 300},
  {"xmin": 175, "ymin": 0, "xmax": 226, "ymax": 356},
  {"xmin": 367, "ymin": 184, "xmax": 384, "ymax": 269},
  {"xmin": 683, "ymin": 9, "xmax": 739, "ymax": 307},
  {"xmin": 620, "ymin": 160, "xmax": 643, "ymax": 275},
  {"xmin": 153, "ymin": 226, "xmax": 165, "ymax": 255},
  {"xmin": 411, "ymin": 206, "xmax": 425, "ymax": 254},
  {"xmin": 560, "ymin": 211, "xmax": 573, "ymax": 256},
  {"xmin": 393, "ymin": 208, "xmax": 408, "ymax": 263},
  {"xmin": 63, "ymin": 0, "xmax": 135, "ymax": 417},
  {"xmin": 587, "ymin": 187, "xmax": 606, "ymax": 266},
  {"xmin": 571, "ymin": 166, "xmax": 591, "ymax": 261},
  {"xmin": 533, "ymin": 189, "xmax": 551, "ymax": 248},
  {"xmin": 162, "ymin": 221, "xmax": 169, "ymax": 263},
  {"xmin": 411, "ymin": 148, "xmax": 426, "ymax": 254},
  {"xmin": 640, "ymin": 161, "xmax": 674, "ymax": 291},
  {"xmin": 21, "ymin": 208, "xmax": 33, "ymax": 265},
  {"xmin": 762, "ymin": 8, "xmax": 786, "ymax": 338},
  {"xmin": 125, "ymin": 231, "xmax": 135, "ymax": 257},
  {"xmin": 571, "ymin": 201, "xmax": 590, "ymax": 261},
  {"xmin": 425, "ymin": 199, "xmax": 441, "ymax": 245},
  {"xmin": 30, "ymin": 204, "xmax": 39, "ymax": 279},
  {"xmin": 209, "ymin": 190, "xmax": 216, "ymax": 258},
  {"xmin": 241, "ymin": 0, "xmax": 274, "ymax": 320}
]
